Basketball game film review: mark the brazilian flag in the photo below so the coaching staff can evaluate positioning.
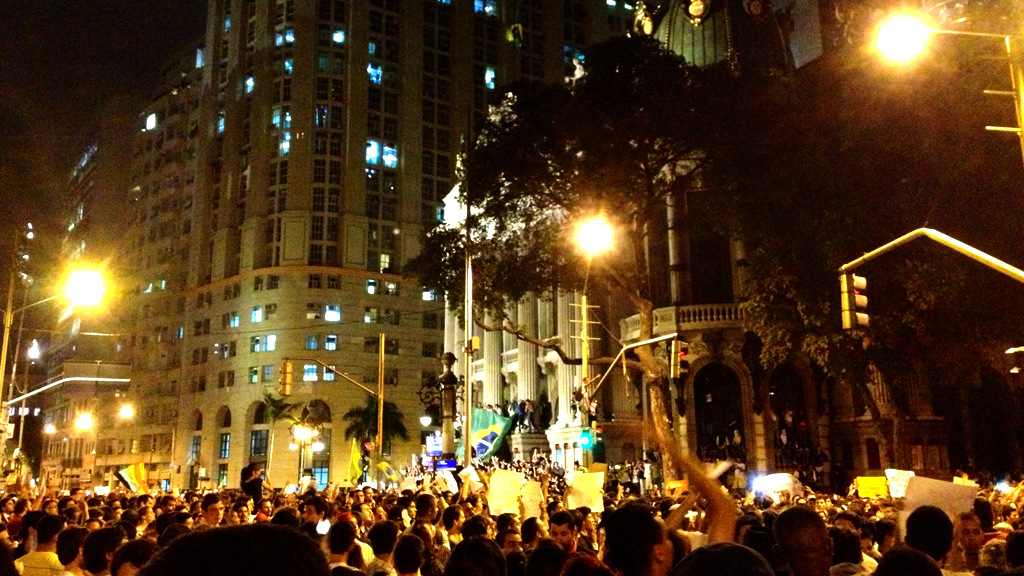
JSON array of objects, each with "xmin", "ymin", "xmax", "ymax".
[{"xmin": 456, "ymin": 408, "xmax": 514, "ymax": 461}]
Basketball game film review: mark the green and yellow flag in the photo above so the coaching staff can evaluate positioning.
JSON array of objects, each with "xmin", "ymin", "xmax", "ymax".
[
  {"xmin": 456, "ymin": 408, "xmax": 514, "ymax": 461},
  {"xmin": 349, "ymin": 438, "xmax": 363, "ymax": 485}
]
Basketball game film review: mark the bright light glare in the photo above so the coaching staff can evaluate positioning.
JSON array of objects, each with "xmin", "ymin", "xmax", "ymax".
[
  {"xmin": 877, "ymin": 16, "xmax": 931, "ymax": 61},
  {"xmin": 75, "ymin": 414, "xmax": 93, "ymax": 430},
  {"xmin": 65, "ymin": 271, "xmax": 105, "ymax": 306},
  {"xmin": 44, "ymin": 424, "xmax": 56, "ymax": 435},
  {"xmin": 997, "ymin": 481, "xmax": 1011, "ymax": 493},
  {"xmin": 311, "ymin": 441, "xmax": 325, "ymax": 452},
  {"xmin": 119, "ymin": 405, "xmax": 134, "ymax": 419},
  {"xmin": 420, "ymin": 415, "xmax": 432, "ymax": 426},
  {"xmin": 577, "ymin": 218, "xmax": 613, "ymax": 255},
  {"xmin": 294, "ymin": 427, "xmax": 312, "ymax": 441},
  {"xmin": 289, "ymin": 443, "xmax": 299, "ymax": 451},
  {"xmin": 27, "ymin": 340, "xmax": 40, "ymax": 360}
]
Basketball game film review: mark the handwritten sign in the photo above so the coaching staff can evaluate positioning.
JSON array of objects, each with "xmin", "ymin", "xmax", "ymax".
[
  {"xmin": 458, "ymin": 467, "xmax": 484, "ymax": 494},
  {"xmin": 753, "ymin": 473, "xmax": 803, "ymax": 503},
  {"xmin": 901, "ymin": 476, "xmax": 977, "ymax": 528},
  {"xmin": 884, "ymin": 469, "xmax": 915, "ymax": 498},
  {"xmin": 855, "ymin": 476, "xmax": 888, "ymax": 498},
  {"xmin": 488, "ymin": 469, "xmax": 525, "ymax": 516},
  {"xmin": 566, "ymin": 472, "xmax": 605, "ymax": 512},
  {"xmin": 521, "ymin": 481, "xmax": 545, "ymax": 519}
]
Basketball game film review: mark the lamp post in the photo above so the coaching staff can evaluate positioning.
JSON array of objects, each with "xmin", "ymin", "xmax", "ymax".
[
  {"xmin": 0, "ymin": 270, "xmax": 104, "ymax": 456},
  {"xmin": 290, "ymin": 425, "xmax": 324, "ymax": 489},
  {"xmin": 575, "ymin": 217, "xmax": 613, "ymax": 419},
  {"xmin": 876, "ymin": 15, "xmax": 1024, "ymax": 168}
]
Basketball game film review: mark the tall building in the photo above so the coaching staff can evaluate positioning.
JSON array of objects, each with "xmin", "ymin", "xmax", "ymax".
[{"xmin": 101, "ymin": 0, "xmax": 631, "ymax": 490}]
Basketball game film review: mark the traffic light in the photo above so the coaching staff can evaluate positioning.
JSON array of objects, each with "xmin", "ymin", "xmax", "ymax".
[
  {"xmin": 670, "ymin": 340, "xmax": 688, "ymax": 379},
  {"xmin": 840, "ymin": 273, "xmax": 869, "ymax": 329},
  {"xmin": 579, "ymin": 429, "xmax": 593, "ymax": 448},
  {"xmin": 279, "ymin": 360, "xmax": 293, "ymax": 395}
]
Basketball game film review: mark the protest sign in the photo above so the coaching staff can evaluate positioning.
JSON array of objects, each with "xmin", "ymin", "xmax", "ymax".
[
  {"xmin": 855, "ymin": 476, "xmax": 888, "ymax": 498},
  {"xmin": 488, "ymin": 469, "xmax": 525, "ymax": 516},
  {"xmin": 884, "ymin": 469, "xmax": 914, "ymax": 498},
  {"xmin": 566, "ymin": 472, "xmax": 605, "ymax": 512}
]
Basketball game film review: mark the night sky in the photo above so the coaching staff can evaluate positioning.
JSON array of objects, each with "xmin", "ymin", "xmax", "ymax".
[{"xmin": 0, "ymin": 0, "xmax": 208, "ymax": 248}]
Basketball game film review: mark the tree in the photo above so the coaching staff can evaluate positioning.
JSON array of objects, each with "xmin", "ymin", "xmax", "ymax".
[
  {"xmin": 341, "ymin": 396, "xmax": 410, "ymax": 450},
  {"xmin": 261, "ymin": 391, "xmax": 300, "ymax": 484},
  {"xmin": 410, "ymin": 35, "xmax": 748, "ymax": 480}
]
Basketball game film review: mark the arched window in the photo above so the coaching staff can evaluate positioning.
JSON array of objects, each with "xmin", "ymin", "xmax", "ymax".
[
  {"xmin": 221, "ymin": 409, "xmax": 232, "ymax": 428},
  {"xmin": 194, "ymin": 412, "xmax": 203, "ymax": 431},
  {"xmin": 865, "ymin": 438, "xmax": 882, "ymax": 470},
  {"xmin": 254, "ymin": 403, "xmax": 268, "ymax": 425}
]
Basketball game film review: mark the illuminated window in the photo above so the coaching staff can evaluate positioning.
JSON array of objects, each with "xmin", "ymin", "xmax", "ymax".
[
  {"xmin": 364, "ymin": 308, "xmax": 379, "ymax": 323},
  {"xmin": 271, "ymin": 106, "xmax": 281, "ymax": 127},
  {"xmin": 284, "ymin": 58, "xmax": 293, "ymax": 74},
  {"xmin": 422, "ymin": 289, "xmax": 437, "ymax": 301},
  {"xmin": 333, "ymin": 28, "xmax": 345, "ymax": 43},
  {"xmin": 366, "ymin": 141, "xmax": 380, "ymax": 164},
  {"xmin": 195, "ymin": 48, "xmax": 204, "ymax": 69},
  {"xmin": 219, "ymin": 433, "xmax": 230, "ymax": 458},
  {"xmin": 325, "ymin": 335, "xmax": 338, "ymax": 350},
  {"xmin": 245, "ymin": 77, "xmax": 254, "ymax": 93},
  {"xmin": 474, "ymin": 0, "xmax": 497, "ymax": 14},
  {"xmin": 306, "ymin": 335, "xmax": 319, "ymax": 350},
  {"xmin": 265, "ymin": 334, "xmax": 277, "ymax": 351},
  {"xmin": 252, "ymin": 306, "xmax": 263, "ymax": 323},
  {"xmin": 366, "ymin": 279, "xmax": 378, "ymax": 295},
  {"xmin": 280, "ymin": 132, "xmax": 291, "ymax": 155},
  {"xmin": 382, "ymin": 145, "xmax": 398, "ymax": 168},
  {"xmin": 303, "ymin": 364, "xmax": 318, "ymax": 381},
  {"xmin": 217, "ymin": 112, "xmax": 225, "ymax": 133},
  {"xmin": 230, "ymin": 313, "xmax": 240, "ymax": 328},
  {"xmin": 250, "ymin": 336, "xmax": 261, "ymax": 352},
  {"xmin": 367, "ymin": 64, "xmax": 382, "ymax": 84},
  {"xmin": 485, "ymin": 68, "xmax": 496, "ymax": 89},
  {"xmin": 145, "ymin": 113, "xmax": 157, "ymax": 131},
  {"xmin": 324, "ymin": 365, "xmax": 336, "ymax": 381},
  {"xmin": 285, "ymin": 29, "xmax": 295, "ymax": 43},
  {"xmin": 325, "ymin": 305, "xmax": 341, "ymax": 322}
]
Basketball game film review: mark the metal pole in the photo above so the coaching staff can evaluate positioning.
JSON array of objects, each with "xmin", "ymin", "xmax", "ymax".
[
  {"xmin": 376, "ymin": 333, "xmax": 385, "ymax": 491},
  {"xmin": 641, "ymin": 375, "xmax": 649, "ymax": 493},
  {"xmin": 463, "ymin": 194, "xmax": 474, "ymax": 466},
  {"xmin": 0, "ymin": 267, "xmax": 17, "ymax": 458},
  {"xmin": 9, "ymin": 289, "xmax": 29, "ymax": 464},
  {"xmin": 1007, "ymin": 36, "xmax": 1024, "ymax": 168}
]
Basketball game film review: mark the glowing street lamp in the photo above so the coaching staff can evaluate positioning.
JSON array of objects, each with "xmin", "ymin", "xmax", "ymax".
[
  {"xmin": 65, "ymin": 271, "xmax": 106, "ymax": 307},
  {"xmin": 293, "ymin": 426, "xmax": 313, "ymax": 441},
  {"xmin": 26, "ymin": 340, "xmax": 40, "ymax": 360},
  {"xmin": 44, "ymin": 424, "xmax": 56, "ymax": 435},
  {"xmin": 119, "ymin": 405, "xmax": 134, "ymax": 419},
  {"xmin": 75, "ymin": 414, "xmax": 93, "ymax": 430},
  {"xmin": 577, "ymin": 218, "xmax": 613, "ymax": 256},
  {"xmin": 877, "ymin": 16, "xmax": 931, "ymax": 61},
  {"xmin": 875, "ymin": 15, "xmax": 1024, "ymax": 167}
]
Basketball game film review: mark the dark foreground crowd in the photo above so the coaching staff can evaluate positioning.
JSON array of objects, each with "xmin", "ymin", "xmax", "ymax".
[{"xmin": 1, "ymin": 457, "xmax": 1024, "ymax": 576}]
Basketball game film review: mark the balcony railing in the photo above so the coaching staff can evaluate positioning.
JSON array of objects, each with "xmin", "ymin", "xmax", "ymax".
[{"xmin": 620, "ymin": 303, "xmax": 747, "ymax": 342}]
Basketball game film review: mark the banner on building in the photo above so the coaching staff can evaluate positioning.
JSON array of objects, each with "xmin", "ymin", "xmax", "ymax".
[{"xmin": 115, "ymin": 463, "xmax": 147, "ymax": 493}]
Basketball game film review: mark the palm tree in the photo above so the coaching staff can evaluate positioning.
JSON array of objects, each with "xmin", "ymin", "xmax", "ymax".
[
  {"xmin": 262, "ymin": 391, "xmax": 300, "ymax": 483},
  {"xmin": 341, "ymin": 396, "xmax": 409, "ymax": 451}
]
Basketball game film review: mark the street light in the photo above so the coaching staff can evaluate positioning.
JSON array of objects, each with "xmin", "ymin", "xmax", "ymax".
[
  {"xmin": 75, "ymin": 414, "xmax": 93, "ymax": 431},
  {"xmin": 119, "ymin": 405, "xmax": 134, "ymax": 419},
  {"xmin": 419, "ymin": 415, "xmax": 432, "ymax": 427},
  {"xmin": 577, "ymin": 218, "xmax": 613, "ymax": 256},
  {"xmin": 0, "ymin": 270, "xmax": 106, "ymax": 453},
  {"xmin": 44, "ymin": 424, "xmax": 55, "ymax": 435},
  {"xmin": 875, "ymin": 15, "xmax": 1024, "ymax": 167},
  {"xmin": 26, "ymin": 340, "xmax": 40, "ymax": 360}
]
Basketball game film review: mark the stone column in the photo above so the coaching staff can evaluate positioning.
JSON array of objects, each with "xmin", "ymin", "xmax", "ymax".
[
  {"xmin": 555, "ymin": 292, "xmax": 578, "ymax": 426},
  {"xmin": 517, "ymin": 297, "xmax": 539, "ymax": 402},
  {"xmin": 483, "ymin": 313, "xmax": 503, "ymax": 408}
]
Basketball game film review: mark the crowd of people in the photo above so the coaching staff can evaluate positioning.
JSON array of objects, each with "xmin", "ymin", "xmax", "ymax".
[{"xmin": 0, "ymin": 454, "xmax": 1023, "ymax": 576}]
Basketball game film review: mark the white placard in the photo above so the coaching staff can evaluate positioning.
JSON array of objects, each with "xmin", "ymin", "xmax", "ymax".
[
  {"xmin": 488, "ymin": 469, "xmax": 525, "ymax": 516},
  {"xmin": 884, "ymin": 469, "xmax": 915, "ymax": 498},
  {"xmin": 520, "ymin": 481, "xmax": 544, "ymax": 519},
  {"xmin": 565, "ymin": 472, "xmax": 605, "ymax": 512}
]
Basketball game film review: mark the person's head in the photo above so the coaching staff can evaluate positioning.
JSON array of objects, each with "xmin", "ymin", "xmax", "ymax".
[
  {"xmin": 303, "ymin": 496, "xmax": 328, "ymax": 525},
  {"xmin": 13, "ymin": 499, "xmax": 28, "ymax": 515},
  {"xmin": 157, "ymin": 524, "xmax": 191, "ymax": 548},
  {"xmin": 955, "ymin": 511, "xmax": 984, "ymax": 556},
  {"xmin": 521, "ymin": 517, "xmax": 543, "ymax": 548},
  {"xmin": 443, "ymin": 536, "xmax": 504, "ymax": 576},
  {"xmin": 548, "ymin": 511, "xmax": 578, "ymax": 553},
  {"xmin": 828, "ymin": 526, "xmax": 861, "ymax": 566},
  {"xmin": 111, "ymin": 539, "xmax": 157, "ymax": 576},
  {"xmin": 138, "ymin": 506, "xmax": 155, "ymax": 527},
  {"xmin": 980, "ymin": 538, "xmax": 1008, "ymax": 571},
  {"xmin": 201, "ymin": 494, "xmax": 224, "ymax": 526},
  {"xmin": 497, "ymin": 529, "xmax": 522, "ymax": 556},
  {"xmin": 603, "ymin": 503, "xmax": 673, "ymax": 576},
  {"xmin": 773, "ymin": 506, "xmax": 832, "ymax": 576},
  {"xmin": 137, "ymin": 524, "xmax": 330, "ymax": 576},
  {"xmin": 368, "ymin": 520, "xmax": 401, "ymax": 556},
  {"xmin": 974, "ymin": 498, "xmax": 995, "ymax": 532},
  {"xmin": 832, "ymin": 512, "xmax": 860, "ymax": 532},
  {"xmin": 671, "ymin": 542, "xmax": 774, "ymax": 576},
  {"xmin": 560, "ymin": 553, "xmax": 614, "ymax": 576},
  {"xmin": 874, "ymin": 518, "xmax": 897, "ymax": 554},
  {"xmin": 83, "ymin": 526, "xmax": 128, "ymax": 575},
  {"xmin": 524, "ymin": 538, "xmax": 567, "ymax": 576},
  {"xmin": 270, "ymin": 507, "xmax": 301, "ymax": 528},
  {"xmin": 257, "ymin": 499, "xmax": 273, "ymax": 517},
  {"xmin": 37, "ymin": 514, "xmax": 66, "ymax": 547},
  {"xmin": 462, "ymin": 515, "xmax": 490, "ymax": 539},
  {"xmin": 905, "ymin": 506, "xmax": 954, "ymax": 562},
  {"xmin": 443, "ymin": 506, "xmax": 464, "ymax": 531},
  {"xmin": 328, "ymin": 517, "xmax": 358, "ymax": 556},
  {"xmin": 157, "ymin": 496, "xmax": 176, "ymax": 516},
  {"xmin": 20, "ymin": 510, "xmax": 46, "ymax": 542},
  {"xmin": 1006, "ymin": 530, "xmax": 1024, "ymax": 569},
  {"xmin": 415, "ymin": 493, "xmax": 437, "ymax": 525},
  {"xmin": 394, "ymin": 534, "xmax": 426, "ymax": 576},
  {"xmin": 57, "ymin": 526, "xmax": 89, "ymax": 566},
  {"xmin": 873, "ymin": 547, "xmax": 942, "ymax": 576},
  {"xmin": 42, "ymin": 498, "xmax": 59, "ymax": 516}
]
